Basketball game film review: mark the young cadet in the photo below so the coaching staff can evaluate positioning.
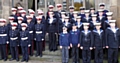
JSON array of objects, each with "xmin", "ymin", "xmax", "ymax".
[
  {"xmin": 59, "ymin": 26, "xmax": 70, "ymax": 63},
  {"xmin": 75, "ymin": 16, "xmax": 83, "ymax": 31},
  {"xmin": 89, "ymin": 14, "xmax": 99, "ymax": 31},
  {"xmin": 89, "ymin": 8, "xmax": 96, "ymax": 17},
  {"xmin": 97, "ymin": 9, "xmax": 107, "ymax": 30},
  {"xmin": 28, "ymin": 9, "xmax": 36, "ymax": 24},
  {"xmin": 105, "ymin": 20, "xmax": 120, "ymax": 63},
  {"xmin": 10, "ymin": 8, "xmax": 18, "ymax": 22},
  {"xmin": 46, "ymin": 12, "xmax": 58, "ymax": 51},
  {"xmin": 68, "ymin": 6, "xmax": 74, "ymax": 19},
  {"xmin": 97, "ymin": 9, "xmax": 107, "ymax": 22},
  {"xmin": 20, "ymin": 23, "xmax": 30, "ymax": 62},
  {"xmin": 17, "ymin": 17, "xmax": 23, "ymax": 31},
  {"xmin": 9, "ymin": 22, "xmax": 19, "ymax": 61},
  {"xmin": 34, "ymin": 16, "xmax": 45, "ymax": 57},
  {"xmin": 63, "ymin": 16, "xmax": 72, "ymax": 32},
  {"xmin": 70, "ymin": 11, "xmax": 78, "ymax": 24},
  {"xmin": 80, "ymin": 23, "xmax": 93, "ymax": 63},
  {"xmin": 59, "ymin": 12, "xmax": 66, "ymax": 33},
  {"xmin": 104, "ymin": 12, "xmax": 113, "ymax": 29},
  {"xmin": 0, "ymin": 19, "xmax": 8, "ymax": 61},
  {"xmin": 26, "ymin": 15, "xmax": 34, "ymax": 56},
  {"xmin": 78, "ymin": 7, "xmax": 85, "ymax": 19},
  {"xmin": 70, "ymin": 24, "xmax": 80, "ymax": 63},
  {"xmin": 82, "ymin": 10, "xmax": 92, "ymax": 23},
  {"xmin": 93, "ymin": 23, "xmax": 105, "ymax": 63},
  {"xmin": 19, "ymin": 10, "xmax": 27, "ymax": 23},
  {"xmin": 8, "ymin": 16, "xmax": 15, "ymax": 30}
]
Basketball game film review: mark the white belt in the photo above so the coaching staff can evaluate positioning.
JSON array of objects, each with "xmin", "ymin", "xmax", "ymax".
[
  {"xmin": 0, "ymin": 34, "xmax": 7, "ymax": 36},
  {"xmin": 21, "ymin": 37, "xmax": 28, "ymax": 40},
  {"xmin": 10, "ymin": 37, "xmax": 18, "ymax": 40},
  {"xmin": 36, "ymin": 31, "xmax": 42, "ymax": 34},
  {"xmin": 29, "ymin": 31, "xmax": 33, "ymax": 33}
]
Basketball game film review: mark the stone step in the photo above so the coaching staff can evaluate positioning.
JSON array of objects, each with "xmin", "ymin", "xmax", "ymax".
[{"xmin": 42, "ymin": 50, "xmax": 61, "ymax": 56}]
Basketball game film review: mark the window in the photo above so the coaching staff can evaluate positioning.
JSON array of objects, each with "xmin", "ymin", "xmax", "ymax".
[
  {"xmin": 85, "ymin": 0, "xmax": 95, "ymax": 9},
  {"xmin": 74, "ymin": 0, "xmax": 83, "ymax": 11}
]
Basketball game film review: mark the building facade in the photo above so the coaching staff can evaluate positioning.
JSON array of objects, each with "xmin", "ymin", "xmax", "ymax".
[{"xmin": 1, "ymin": 0, "xmax": 120, "ymax": 27}]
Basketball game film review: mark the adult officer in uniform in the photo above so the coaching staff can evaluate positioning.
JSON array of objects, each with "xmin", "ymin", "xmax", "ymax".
[{"xmin": 46, "ymin": 12, "xmax": 58, "ymax": 51}]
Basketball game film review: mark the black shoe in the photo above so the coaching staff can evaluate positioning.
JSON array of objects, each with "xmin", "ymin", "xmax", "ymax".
[
  {"xmin": 16, "ymin": 58, "xmax": 19, "ymax": 61},
  {"xmin": 30, "ymin": 54, "xmax": 33, "ymax": 56},
  {"xmin": 26, "ymin": 60, "xmax": 28, "ymax": 62},
  {"xmin": 21, "ymin": 59, "xmax": 25, "ymax": 62},
  {"xmin": 35, "ymin": 54, "xmax": 39, "ymax": 57},
  {"xmin": 9, "ymin": 58, "xmax": 14, "ymax": 61},
  {"xmin": 40, "ymin": 54, "xmax": 42, "ymax": 57},
  {"xmin": 4, "ymin": 59, "xmax": 7, "ymax": 61}
]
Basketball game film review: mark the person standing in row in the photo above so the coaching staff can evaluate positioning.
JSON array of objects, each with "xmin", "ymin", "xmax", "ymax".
[
  {"xmin": 26, "ymin": 15, "xmax": 35, "ymax": 56},
  {"xmin": 105, "ymin": 20, "xmax": 120, "ymax": 63},
  {"xmin": 70, "ymin": 24, "xmax": 80, "ymax": 63},
  {"xmin": 9, "ymin": 22, "xmax": 19, "ymax": 61},
  {"xmin": 0, "ymin": 19, "xmax": 8, "ymax": 61},
  {"xmin": 80, "ymin": 23, "xmax": 93, "ymax": 63},
  {"xmin": 35, "ymin": 16, "xmax": 45, "ymax": 57},
  {"xmin": 20, "ymin": 23, "xmax": 30, "ymax": 62},
  {"xmin": 93, "ymin": 23, "xmax": 105, "ymax": 63},
  {"xmin": 46, "ymin": 12, "xmax": 58, "ymax": 51},
  {"xmin": 59, "ymin": 26, "xmax": 70, "ymax": 63}
]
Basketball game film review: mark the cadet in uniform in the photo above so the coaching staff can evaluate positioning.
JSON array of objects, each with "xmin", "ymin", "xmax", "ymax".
[
  {"xmin": 68, "ymin": 6, "xmax": 74, "ymax": 19},
  {"xmin": 20, "ymin": 23, "xmax": 30, "ymax": 62},
  {"xmin": 105, "ymin": 20, "xmax": 120, "ymax": 63},
  {"xmin": 89, "ymin": 8, "xmax": 96, "ymax": 17},
  {"xmin": 26, "ymin": 15, "xmax": 34, "ymax": 56},
  {"xmin": 19, "ymin": 10, "xmax": 27, "ymax": 23},
  {"xmin": 70, "ymin": 24, "xmax": 80, "ymax": 63},
  {"xmin": 59, "ymin": 12, "xmax": 66, "ymax": 33},
  {"xmin": 75, "ymin": 16, "xmax": 83, "ymax": 31},
  {"xmin": 28, "ymin": 9, "xmax": 36, "ymax": 24},
  {"xmin": 10, "ymin": 8, "xmax": 18, "ymax": 22},
  {"xmin": 9, "ymin": 22, "xmax": 19, "ymax": 61},
  {"xmin": 89, "ymin": 14, "xmax": 99, "ymax": 31},
  {"xmin": 17, "ymin": 17, "xmax": 23, "ymax": 31},
  {"xmin": 104, "ymin": 12, "xmax": 113, "ymax": 29},
  {"xmin": 0, "ymin": 19, "xmax": 8, "ymax": 61},
  {"xmin": 59, "ymin": 26, "xmax": 70, "ymax": 63},
  {"xmin": 8, "ymin": 16, "xmax": 15, "ymax": 30},
  {"xmin": 46, "ymin": 5, "xmax": 54, "ymax": 20},
  {"xmin": 46, "ymin": 12, "xmax": 58, "ymax": 51},
  {"xmin": 80, "ymin": 23, "xmax": 93, "ymax": 63},
  {"xmin": 34, "ymin": 16, "xmax": 45, "ymax": 57},
  {"xmin": 71, "ymin": 11, "xmax": 78, "ymax": 24},
  {"xmin": 78, "ymin": 7, "xmax": 85, "ymax": 19},
  {"xmin": 93, "ymin": 23, "xmax": 105, "ymax": 63},
  {"xmin": 82, "ymin": 10, "xmax": 92, "ymax": 23},
  {"xmin": 63, "ymin": 16, "xmax": 72, "ymax": 32}
]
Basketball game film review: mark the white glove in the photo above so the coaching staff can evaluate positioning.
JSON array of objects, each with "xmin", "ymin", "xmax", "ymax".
[
  {"xmin": 28, "ymin": 44, "xmax": 31, "ymax": 47},
  {"xmin": 7, "ymin": 41, "xmax": 9, "ymax": 44},
  {"xmin": 18, "ymin": 45, "xmax": 19, "ymax": 46},
  {"xmin": 80, "ymin": 46, "xmax": 83, "ymax": 49},
  {"xmin": 42, "ymin": 39, "xmax": 44, "ymax": 41},
  {"xmin": 90, "ymin": 47, "xmax": 93, "ymax": 50}
]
